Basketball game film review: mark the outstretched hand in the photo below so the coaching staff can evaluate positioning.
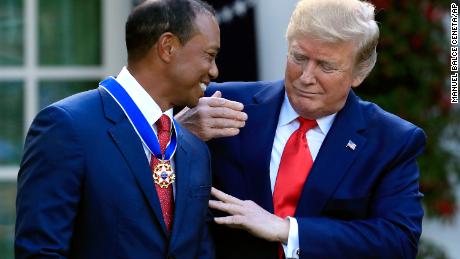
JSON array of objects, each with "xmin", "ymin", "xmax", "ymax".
[
  {"xmin": 209, "ymin": 187, "xmax": 289, "ymax": 243},
  {"xmin": 175, "ymin": 91, "xmax": 248, "ymax": 141}
]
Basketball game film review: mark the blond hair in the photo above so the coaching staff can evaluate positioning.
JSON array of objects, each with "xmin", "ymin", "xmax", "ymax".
[{"xmin": 286, "ymin": 0, "xmax": 379, "ymax": 78}]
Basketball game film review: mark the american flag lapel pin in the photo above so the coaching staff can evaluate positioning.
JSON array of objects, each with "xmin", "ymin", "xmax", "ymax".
[{"xmin": 346, "ymin": 140, "xmax": 357, "ymax": 151}]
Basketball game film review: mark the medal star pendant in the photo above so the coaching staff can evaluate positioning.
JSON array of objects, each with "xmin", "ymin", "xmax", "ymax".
[{"xmin": 153, "ymin": 160, "xmax": 175, "ymax": 188}]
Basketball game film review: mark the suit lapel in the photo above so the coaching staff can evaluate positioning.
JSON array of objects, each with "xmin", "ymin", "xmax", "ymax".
[
  {"xmin": 240, "ymin": 81, "xmax": 285, "ymax": 213},
  {"xmin": 100, "ymin": 88, "xmax": 168, "ymax": 235},
  {"xmin": 168, "ymin": 132, "xmax": 192, "ymax": 248},
  {"xmin": 295, "ymin": 91, "xmax": 367, "ymax": 216}
]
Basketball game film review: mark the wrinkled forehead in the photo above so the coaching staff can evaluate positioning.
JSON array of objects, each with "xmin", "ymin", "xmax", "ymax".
[
  {"xmin": 289, "ymin": 35, "xmax": 358, "ymax": 54},
  {"xmin": 289, "ymin": 36, "xmax": 359, "ymax": 66}
]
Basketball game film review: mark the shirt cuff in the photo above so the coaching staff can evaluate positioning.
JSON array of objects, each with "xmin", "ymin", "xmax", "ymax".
[{"xmin": 282, "ymin": 216, "xmax": 300, "ymax": 259}]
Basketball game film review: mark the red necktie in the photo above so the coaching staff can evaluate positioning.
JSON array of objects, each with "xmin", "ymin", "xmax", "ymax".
[
  {"xmin": 273, "ymin": 117, "xmax": 317, "ymax": 258},
  {"xmin": 150, "ymin": 114, "xmax": 174, "ymax": 232}
]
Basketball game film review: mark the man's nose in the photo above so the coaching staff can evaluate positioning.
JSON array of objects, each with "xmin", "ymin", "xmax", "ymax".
[
  {"xmin": 299, "ymin": 62, "xmax": 316, "ymax": 84},
  {"xmin": 209, "ymin": 60, "xmax": 219, "ymax": 79}
]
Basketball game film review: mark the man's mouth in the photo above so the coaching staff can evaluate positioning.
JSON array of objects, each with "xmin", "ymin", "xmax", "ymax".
[
  {"xmin": 294, "ymin": 85, "xmax": 320, "ymax": 97},
  {"xmin": 200, "ymin": 82, "xmax": 208, "ymax": 91}
]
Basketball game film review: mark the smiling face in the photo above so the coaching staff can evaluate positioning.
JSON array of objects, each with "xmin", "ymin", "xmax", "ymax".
[
  {"xmin": 168, "ymin": 13, "xmax": 220, "ymax": 108},
  {"xmin": 284, "ymin": 35, "xmax": 364, "ymax": 119}
]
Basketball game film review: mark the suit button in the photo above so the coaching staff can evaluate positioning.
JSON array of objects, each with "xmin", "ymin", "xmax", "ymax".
[
  {"xmin": 167, "ymin": 256, "xmax": 175, "ymax": 259},
  {"xmin": 296, "ymin": 248, "xmax": 300, "ymax": 256}
]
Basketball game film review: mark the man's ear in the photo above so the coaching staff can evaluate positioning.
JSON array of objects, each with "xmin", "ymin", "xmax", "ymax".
[
  {"xmin": 157, "ymin": 32, "xmax": 180, "ymax": 63},
  {"xmin": 351, "ymin": 74, "xmax": 365, "ymax": 88}
]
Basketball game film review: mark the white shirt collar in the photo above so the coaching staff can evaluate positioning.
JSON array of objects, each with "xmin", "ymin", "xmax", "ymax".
[
  {"xmin": 115, "ymin": 66, "xmax": 174, "ymax": 126},
  {"xmin": 278, "ymin": 92, "xmax": 336, "ymax": 135}
]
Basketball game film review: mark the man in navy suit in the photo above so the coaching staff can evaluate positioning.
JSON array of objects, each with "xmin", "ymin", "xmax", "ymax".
[
  {"xmin": 177, "ymin": 0, "xmax": 425, "ymax": 258},
  {"xmin": 15, "ymin": 0, "xmax": 220, "ymax": 258}
]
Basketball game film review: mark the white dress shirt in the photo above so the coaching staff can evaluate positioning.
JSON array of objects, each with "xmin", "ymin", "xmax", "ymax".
[
  {"xmin": 270, "ymin": 93, "xmax": 336, "ymax": 258},
  {"xmin": 115, "ymin": 67, "xmax": 177, "ymax": 195}
]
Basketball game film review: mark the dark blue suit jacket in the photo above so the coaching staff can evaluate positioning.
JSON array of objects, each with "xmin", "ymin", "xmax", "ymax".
[
  {"xmin": 207, "ymin": 81, "xmax": 425, "ymax": 259},
  {"xmin": 15, "ymin": 88, "xmax": 214, "ymax": 259}
]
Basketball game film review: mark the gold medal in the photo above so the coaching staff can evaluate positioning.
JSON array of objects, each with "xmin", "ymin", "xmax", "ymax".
[{"xmin": 153, "ymin": 160, "xmax": 175, "ymax": 188}]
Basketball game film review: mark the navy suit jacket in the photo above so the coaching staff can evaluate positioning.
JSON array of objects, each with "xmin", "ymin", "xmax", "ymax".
[
  {"xmin": 206, "ymin": 81, "xmax": 425, "ymax": 259},
  {"xmin": 15, "ymin": 88, "xmax": 214, "ymax": 259}
]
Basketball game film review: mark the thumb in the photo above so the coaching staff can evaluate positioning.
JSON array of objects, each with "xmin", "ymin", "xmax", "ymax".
[{"xmin": 211, "ymin": 90, "xmax": 222, "ymax": 98}]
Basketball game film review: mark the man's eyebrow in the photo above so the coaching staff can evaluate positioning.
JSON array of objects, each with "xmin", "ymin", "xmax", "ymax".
[
  {"xmin": 290, "ymin": 47, "xmax": 340, "ymax": 65},
  {"xmin": 290, "ymin": 47, "xmax": 303, "ymax": 53},
  {"xmin": 209, "ymin": 46, "xmax": 220, "ymax": 52},
  {"xmin": 318, "ymin": 59, "xmax": 337, "ymax": 66}
]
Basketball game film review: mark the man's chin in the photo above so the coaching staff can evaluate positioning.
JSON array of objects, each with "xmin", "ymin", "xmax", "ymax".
[
  {"xmin": 292, "ymin": 102, "xmax": 322, "ymax": 119},
  {"xmin": 187, "ymin": 98, "xmax": 200, "ymax": 109}
]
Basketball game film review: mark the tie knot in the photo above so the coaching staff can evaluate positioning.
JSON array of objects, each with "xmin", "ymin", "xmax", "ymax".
[
  {"xmin": 297, "ymin": 117, "xmax": 317, "ymax": 133},
  {"xmin": 156, "ymin": 114, "xmax": 171, "ymax": 132}
]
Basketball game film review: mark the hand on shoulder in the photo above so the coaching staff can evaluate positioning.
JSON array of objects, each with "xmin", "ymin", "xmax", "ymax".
[{"xmin": 175, "ymin": 91, "xmax": 248, "ymax": 141}]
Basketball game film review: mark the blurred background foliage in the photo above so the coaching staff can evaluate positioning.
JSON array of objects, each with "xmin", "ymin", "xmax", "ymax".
[{"xmin": 359, "ymin": 1, "xmax": 460, "ymax": 257}]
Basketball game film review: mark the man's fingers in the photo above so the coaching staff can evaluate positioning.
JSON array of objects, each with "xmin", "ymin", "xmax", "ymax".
[
  {"xmin": 208, "ymin": 107, "xmax": 247, "ymax": 121},
  {"xmin": 210, "ymin": 90, "xmax": 222, "ymax": 98},
  {"xmin": 208, "ymin": 118, "xmax": 245, "ymax": 129},
  {"xmin": 206, "ymin": 97, "xmax": 245, "ymax": 112},
  {"xmin": 211, "ymin": 187, "xmax": 243, "ymax": 205},
  {"xmin": 206, "ymin": 128, "xmax": 240, "ymax": 139},
  {"xmin": 214, "ymin": 215, "xmax": 244, "ymax": 228},
  {"xmin": 174, "ymin": 106, "xmax": 190, "ymax": 118},
  {"xmin": 209, "ymin": 200, "xmax": 241, "ymax": 215}
]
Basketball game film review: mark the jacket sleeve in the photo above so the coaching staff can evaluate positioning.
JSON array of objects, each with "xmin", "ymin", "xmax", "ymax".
[
  {"xmin": 15, "ymin": 106, "xmax": 84, "ymax": 259},
  {"xmin": 297, "ymin": 127, "xmax": 425, "ymax": 259},
  {"xmin": 197, "ymin": 209, "xmax": 216, "ymax": 259},
  {"xmin": 197, "ymin": 145, "xmax": 215, "ymax": 259}
]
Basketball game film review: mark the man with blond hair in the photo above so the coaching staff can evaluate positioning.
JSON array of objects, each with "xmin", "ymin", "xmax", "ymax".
[{"xmin": 177, "ymin": 0, "xmax": 425, "ymax": 258}]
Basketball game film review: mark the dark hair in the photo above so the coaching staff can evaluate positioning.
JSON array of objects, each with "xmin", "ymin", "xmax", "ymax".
[{"xmin": 126, "ymin": 0, "xmax": 215, "ymax": 62}]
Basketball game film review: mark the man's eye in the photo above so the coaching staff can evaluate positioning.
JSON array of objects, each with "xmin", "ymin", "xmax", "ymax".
[
  {"xmin": 320, "ymin": 63, "xmax": 336, "ymax": 73},
  {"xmin": 205, "ymin": 53, "xmax": 217, "ymax": 62},
  {"xmin": 293, "ymin": 54, "xmax": 307, "ymax": 63}
]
